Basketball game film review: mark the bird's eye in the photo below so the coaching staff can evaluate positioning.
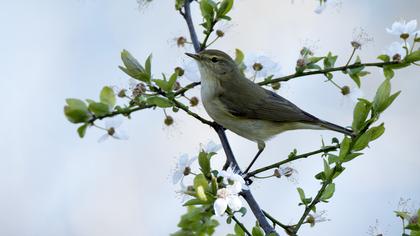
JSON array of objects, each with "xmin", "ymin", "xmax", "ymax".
[{"xmin": 211, "ymin": 57, "xmax": 218, "ymax": 63}]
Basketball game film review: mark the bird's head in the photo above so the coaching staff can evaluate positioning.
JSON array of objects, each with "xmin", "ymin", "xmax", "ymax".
[{"xmin": 185, "ymin": 49, "xmax": 239, "ymax": 79}]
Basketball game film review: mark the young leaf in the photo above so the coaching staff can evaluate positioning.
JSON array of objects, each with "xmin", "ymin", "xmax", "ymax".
[
  {"xmin": 88, "ymin": 102, "xmax": 110, "ymax": 116},
  {"xmin": 368, "ymin": 123, "xmax": 385, "ymax": 141},
  {"xmin": 251, "ymin": 225, "xmax": 264, "ymax": 236},
  {"xmin": 352, "ymin": 100, "xmax": 370, "ymax": 132},
  {"xmin": 147, "ymin": 96, "xmax": 173, "ymax": 108},
  {"xmin": 405, "ymin": 50, "xmax": 420, "ymax": 62},
  {"xmin": 383, "ymin": 67, "xmax": 394, "ymax": 79},
  {"xmin": 320, "ymin": 183, "xmax": 335, "ymax": 202},
  {"xmin": 353, "ymin": 132, "xmax": 371, "ymax": 151},
  {"xmin": 373, "ymin": 79, "xmax": 391, "ymax": 113},
  {"xmin": 194, "ymin": 174, "xmax": 209, "ymax": 202},
  {"xmin": 64, "ymin": 99, "xmax": 91, "ymax": 123},
  {"xmin": 377, "ymin": 54, "xmax": 390, "ymax": 62},
  {"xmin": 198, "ymin": 151, "xmax": 211, "ymax": 177},
  {"xmin": 100, "ymin": 86, "xmax": 116, "ymax": 108},
  {"xmin": 338, "ymin": 137, "xmax": 351, "ymax": 160},
  {"xmin": 200, "ymin": 0, "xmax": 214, "ymax": 21},
  {"xmin": 145, "ymin": 54, "xmax": 152, "ymax": 77},
  {"xmin": 217, "ymin": 0, "xmax": 233, "ymax": 18},
  {"xmin": 234, "ymin": 223, "xmax": 245, "ymax": 236},
  {"xmin": 77, "ymin": 123, "xmax": 89, "ymax": 138}
]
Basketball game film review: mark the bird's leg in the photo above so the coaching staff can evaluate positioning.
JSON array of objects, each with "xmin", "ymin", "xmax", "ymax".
[{"xmin": 243, "ymin": 141, "xmax": 266, "ymax": 174}]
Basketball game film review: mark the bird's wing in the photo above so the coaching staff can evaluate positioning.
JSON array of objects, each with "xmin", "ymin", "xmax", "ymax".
[{"xmin": 218, "ymin": 79, "xmax": 317, "ymax": 123}]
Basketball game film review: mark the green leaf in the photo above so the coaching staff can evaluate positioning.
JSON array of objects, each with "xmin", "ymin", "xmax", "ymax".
[
  {"xmin": 251, "ymin": 225, "xmax": 264, "ymax": 236},
  {"xmin": 100, "ymin": 86, "xmax": 116, "ymax": 108},
  {"xmin": 297, "ymin": 187, "xmax": 306, "ymax": 203},
  {"xmin": 183, "ymin": 198, "xmax": 208, "ymax": 206},
  {"xmin": 323, "ymin": 159, "xmax": 332, "ymax": 178},
  {"xmin": 338, "ymin": 137, "xmax": 351, "ymax": 160},
  {"xmin": 175, "ymin": 0, "xmax": 185, "ymax": 10},
  {"xmin": 77, "ymin": 123, "xmax": 89, "ymax": 138},
  {"xmin": 147, "ymin": 96, "xmax": 173, "ymax": 108},
  {"xmin": 383, "ymin": 66, "xmax": 395, "ymax": 79},
  {"xmin": 198, "ymin": 151, "xmax": 211, "ymax": 177},
  {"xmin": 119, "ymin": 50, "xmax": 150, "ymax": 83},
  {"xmin": 381, "ymin": 90, "xmax": 401, "ymax": 112},
  {"xmin": 353, "ymin": 132, "xmax": 371, "ymax": 151},
  {"xmin": 194, "ymin": 174, "xmax": 209, "ymax": 202},
  {"xmin": 167, "ymin": 72, "xmax": 179, "ymax": 92},
  {"xmin": 324, "ymin": 52, "xmax": 338, "ymax": 69},
  {"xmin": 64, "ymin": 99, "xmax": 91, "ymax": 123},
  {"xmin": 217, "ymin": 0, "xmax": 233, "ymax": 18},
  {"xmin": 373, "ymin": 79, "xmax": 391, "ymax": 113},
  {"xmin": 349, "ymin": 73, "xmax": 361, "ymax": 87},
  {"xmin": 238, "ymin": 207, "xmax": 247, "ymax": 217},
  {"xmin": 234, "ymin": 223, "xmax": 245, "ymax": 236},
  {"xmin": 145, "ymin": 54, "xmax": 152, "ymax": 76},
  {"xmin": 368, "ymin": 123, "xmax": 385, "ymax": 141},
  {"xmin": 377, "ymin": 54, "xmax": 390, "ymax": 62},
  {"xmin": 200, "ymin": 0, "xmax": 214, "ymax": 21},
  {"xmin": 352, "ymin": 100, "xmax": 370, "ymax": 132},
  {"xmin": 320, "ymin": 183, "xmax": 335, "ymax": 202},
  {"xmin": 235, "ymin": 48, "xmax": 245, "ymax": 64},
  {"xmin": 405, "ymin": 50, "xmax": 420, "ymax": 62},
  {"xmin": 342, "ymin": 152, "xmax": 363, "ymax": 162},
  {"xmin": 88, "ymin": 102, "xmax": 110, "ymax": 116}
]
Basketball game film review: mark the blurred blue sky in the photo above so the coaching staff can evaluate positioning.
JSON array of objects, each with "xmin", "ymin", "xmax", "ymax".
[{"xmin": 0, "ymin": 0, "xmax": 419, "ymax": 235}]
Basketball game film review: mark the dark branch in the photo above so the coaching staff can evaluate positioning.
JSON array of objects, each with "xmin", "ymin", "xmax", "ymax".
[{"xmin": 183, "ymin": 0, "xmax": 200, "ymax": 52}]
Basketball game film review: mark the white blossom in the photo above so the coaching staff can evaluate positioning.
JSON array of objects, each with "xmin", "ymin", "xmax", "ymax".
[
  {"xmin": 200, "ymin": 140, "xmax": 222, "ymax": 153},
  {"xmin": 386, "ymin": 19, "xmax": 419, "ymax": 38},
  {"xmin": 219, "ymin": 167, "xmax": 248, "ymax": 192},
  {"xmin": 385, "ymin": 41, "xmax": 407, "ymax": 60},
  {"xmin": 351, "ymin": 27, "xmax": 373, "ymax": 50},
  {"xmin": 172, "ymin": 154, "xmax": 197, "ymax": 185},
  {"xmin": 213, "ymin": 185, "xmax": 242, "ymax": 216},
  {"xmin": 306, "ymin": 210, "xmax": 329, "ymax": 227},
  {"xmin": 181, "ymin": 59, "xmax": 200, "ymax": 82},
  {"xmin": 314, "ymin": 0, "xmax": 342, "ymax": 14},
  {"xmin": 244, "ymin": 53, "xmax": 282, "ymax": 79},
  {"xmin": 98, "ymin": 118, "xmax": 129, "ymax": 142}
]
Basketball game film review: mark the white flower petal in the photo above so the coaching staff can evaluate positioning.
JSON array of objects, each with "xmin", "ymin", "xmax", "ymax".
[
  {"xmin": 314, "ymin": 4, "xmax": 326, "ymax": 14},
  {"xmin": 227, "ymin": 195, "xmax": 242, "ymax": 211},
  {"xmin": 98, "ymin": 133, "xmax": 109, "ymax": 143},
  {"xmin": 113, "ymin": 130, "xmax": 129, "ymax": 140},
  {"xmin": 105, "ymin": 117, "xmax": 123, "ymax": 129},
  {"xmin": 187, "ymin": 156, "xmax": 197, "ymax": 166},
  {"xmin": 172, "ymin": 171, "xmax": 183, "ymax": 185},
  {"xmin": 178, "ymin": 154, "xmax": 189, "ymax": 167},
  {"xmin": 214, "ymin": 198, "xmax": 228, "ymax": 216},
  {"xmin": 204, "ymin": 141, "xmax": 222, "ymax": 153},
  {"xmin": 406, "ymin": 19, "xmax": 417, "ymax": 34}
]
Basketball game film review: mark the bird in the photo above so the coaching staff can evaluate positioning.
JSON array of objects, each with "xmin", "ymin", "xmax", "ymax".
[{"xmin": 186, "ymin": 49, "xmax": 353, "ymax": 173}]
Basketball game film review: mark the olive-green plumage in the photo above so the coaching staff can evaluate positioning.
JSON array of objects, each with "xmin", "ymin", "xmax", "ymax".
[{"xmin": 186, "ymin": 49, "xmax": 352, "ymax": 149}]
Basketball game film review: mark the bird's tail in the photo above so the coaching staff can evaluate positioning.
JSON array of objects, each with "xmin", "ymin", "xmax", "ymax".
[{"xmin": 318, "ymin": 119, "xmax": 355, "ymax": 138}]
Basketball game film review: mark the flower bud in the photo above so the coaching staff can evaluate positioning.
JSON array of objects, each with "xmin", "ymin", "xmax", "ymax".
[
  {"xmin": 190, "ymin": 96, "xmax": 199, "ymax": 106},
  {"xmin": 351, "ymin": 41, "xmax": 362, "ymax": 49},
  {"xmin": 296, "ymin": 58, "xmax": 306, "ymax": 67},
  {"xmin": 271, "ymin": 82, "xmax": 281, "ymax": 90},
  {"xmin": 216, "ymin": 30, "xmax": 225, "ymax": 37},
  {"xmin": 392, "ymin": 53, "xmax": 401, "ymax": 61},
  {"xmin": 174, "ymin": 67, "xmax": 184, "ymax": 76},
  {"xmin": 164, "ymin": 115, "xmax": 174, "ymax": 126},
  {"xmin": 118, "ymin": 89, "xmax": 127, "ymax": 98},
  {"xmin": 183, "ymin": 166, "xmax": 191, "ymax": 176},
  {"xmin": 107, "ymin": 127, "xmax": 115, "ymax": 136},
  {"xmin": 252, "ymin": 62, "xmax": 263, "ymax": 72},
  {"xmin": 273, "ymin": 169, "xmax": 281, "ymax": 178},
  {"xmin": 341, "ymin": 86, "xmax": 350, "ymax": 95},
  {"xmin": 306, "ymin": 215, "xmax": 315, "ymax": 227},
  {"xmin": 400, "ymin": 33, "xmax": 409, "ymax": 40},
  {"xmin": 177, "ymin": 36, "xmax": 187, "ymax": 47}
]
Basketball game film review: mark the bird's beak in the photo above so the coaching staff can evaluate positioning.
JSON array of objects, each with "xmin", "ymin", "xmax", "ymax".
[{"xmin": 185, "ymin": 52, "xmax": 201, "ymax": 61}]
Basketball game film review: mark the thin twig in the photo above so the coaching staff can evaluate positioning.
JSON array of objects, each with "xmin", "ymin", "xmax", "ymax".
[
  {"xmin": 231, "ymin": 214, "xmax": 252, "ymax": 236},
  {"xmin": 262, "ymin": 210, "xmax": 294, "ymax": 234},
  {"xmin": 246, "ymin": 145, "xmax": 339, "ymax": 178}
]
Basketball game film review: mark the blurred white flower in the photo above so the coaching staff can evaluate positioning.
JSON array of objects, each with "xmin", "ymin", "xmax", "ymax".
[
  {"xmin": 386, "ymin": 19, "xmax": 419, "ymax": 38},
  {"xmin": 175, "ymin": 182, "xmax": 192, "ymax": 203},
  {"xmin": 172, "ymin": 154, "xmax": 197, "ymax": 185},
  {"xmin": 306, "ymin": 210, "xmax": 329, "ymax": 227},
  {"xmin": 273, "ymin": 165, "xmax": 299, "ymax": 183},
  {"xmin": 244, "ymin": 53, "xmax": 282, "ymax": 79},
  {"xmin": 367, "ymin": 219, "xmax": 386, "ymax": 236},
  {"xmin": 314, "ymin": 0, "xmax": 342, "ymax": 14},
  {"xmin": 181, "ymin": 59, "xmax": 200, "ymax": 82},
  {"xmin": 385, "ymin": 41, "xmax": 407, "ymax": 61},
  {"xmin": 201, "ymin": 140, "xmax": 222, "ymax": 153},
  {"xmin": 219, "ymin": 167, "xmax": 248, "ymax": 192},
  {"xmin": 98, "ymin": 117, "xmax": 129, "ymax": 142},
  {"xmin": 213, "ymin": 185, "xmax": 242, "ymax": 216},
  {"xmin": 351, "ymin": 27, "xmax": 373, "ymax": 50}
]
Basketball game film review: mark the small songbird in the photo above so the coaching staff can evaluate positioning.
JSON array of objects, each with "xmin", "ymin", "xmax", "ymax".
[{"xmin": 186, "ymin": 49, "xmax": 353, "ymax": 173}]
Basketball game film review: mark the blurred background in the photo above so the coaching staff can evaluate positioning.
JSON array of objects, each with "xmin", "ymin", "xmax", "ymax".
[{"xmin": 0, "ymin": 0, "xmax": 419, "ymax": 235}]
